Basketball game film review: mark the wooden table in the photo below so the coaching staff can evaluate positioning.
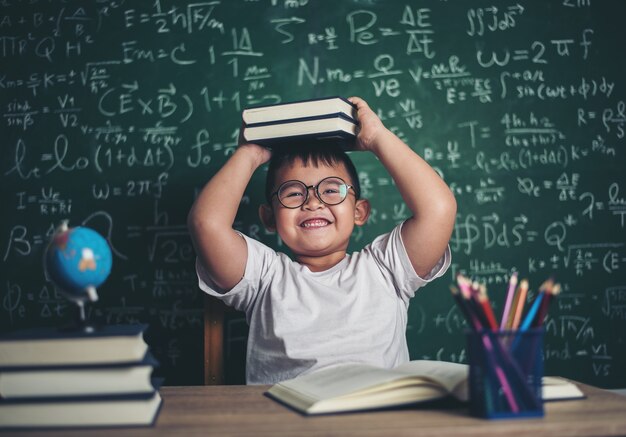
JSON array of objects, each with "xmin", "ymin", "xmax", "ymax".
[{"xmin": 4, "ymin": 383, "xmax": 626, "ymax": 436}]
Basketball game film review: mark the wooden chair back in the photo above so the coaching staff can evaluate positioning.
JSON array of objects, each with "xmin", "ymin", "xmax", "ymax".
[{"xmin": 203, "ymin": 295, "xmax": 227, "ymax": 385}]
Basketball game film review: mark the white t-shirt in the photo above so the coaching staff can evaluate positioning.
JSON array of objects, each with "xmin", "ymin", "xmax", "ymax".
[{"xmin": 196, "ymin": 222, "xmax": 451, "ymax": 384}]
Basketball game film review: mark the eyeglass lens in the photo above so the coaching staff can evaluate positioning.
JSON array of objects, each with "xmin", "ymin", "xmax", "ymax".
[{"xmin": 277, "ymin": 177, "xmax": 349, "ymax": 208}]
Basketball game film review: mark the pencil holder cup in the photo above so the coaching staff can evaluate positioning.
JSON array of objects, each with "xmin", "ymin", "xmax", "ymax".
[{"xmin": 466, "ymin": 329, "xmax": 544, "ymax": 419}]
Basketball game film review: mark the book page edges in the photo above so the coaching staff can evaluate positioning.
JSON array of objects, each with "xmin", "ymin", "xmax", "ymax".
[
  {"xmin": 243, "ymin": 117, "xmax": 356, "ymax": 141},
  {"xmin": 0, "ymin": 337, "xmax": 148, "ymax": 366},
  {"xmin": 1, "ymin": 366, "xmax": 154, "ymax": 398},
  {"xmin": 0, "ymin": 392, "xmax": 161, "ymax": 427},
  {"xmin": 242, "ymin": 97, "xmax": 355, "ymax": 124}
]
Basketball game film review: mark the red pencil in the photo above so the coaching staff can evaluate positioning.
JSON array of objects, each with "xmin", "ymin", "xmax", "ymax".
[
  {"xmin": 477, "ymin": 284, "xmax": 498, "ymax": 331},
  {"xmin": 534, "ymin": 281, "xmax": 560, "ymax": 327}
]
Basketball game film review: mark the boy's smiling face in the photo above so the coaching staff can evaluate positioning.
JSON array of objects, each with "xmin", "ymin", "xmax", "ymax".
[{"xmin": 260, "ymin": 157, "xmax": 370, "ymax": 271}]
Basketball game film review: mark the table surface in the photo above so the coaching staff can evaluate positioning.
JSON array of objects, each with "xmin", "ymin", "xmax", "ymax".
[{"xmin": 3, "ymin": 382, "xmax": 626, "ymax": 436}]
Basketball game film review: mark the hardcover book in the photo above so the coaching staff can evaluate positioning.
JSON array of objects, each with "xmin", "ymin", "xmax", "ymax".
[
  {"xmin": 0, "ymin": 353, "xmax": 158, "ymax": 398},
  {"xmin": 242, "ymin": 112, "xmax": 358, "ymax": 148},
  {"xmin": 0, "ymin": 324, "xmax": 149, "ymax": 366},
  {"xmin": 0, "ymin": 388, "xmax": 162, "ymax": 428},
  {"xmin": 242, "ymin": 96, "xmax": 356, "ymax": 125}
]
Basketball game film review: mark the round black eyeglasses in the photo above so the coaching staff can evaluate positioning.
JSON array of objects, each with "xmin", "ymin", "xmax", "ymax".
[{"xmin": 270, "ymin": 176, "xmax": 355, "ymax": 209}]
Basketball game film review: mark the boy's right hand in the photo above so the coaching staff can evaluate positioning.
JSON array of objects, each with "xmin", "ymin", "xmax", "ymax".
[
  {"xmin": 237, "ymin": 122, "xmax": 272, "ymax": 167},
  {"xmin": 238, "ymin": 142, "xmax": 272, "ymax": 168}
]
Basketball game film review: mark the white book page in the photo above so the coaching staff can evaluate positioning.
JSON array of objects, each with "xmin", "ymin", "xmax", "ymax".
[
  {"xmin": 394, "ymin": 360, "xmax": 469, "ymax": 393},
  {"xmin": 277, "ymin": 361, "xmax": 468, "ymax": 401},
  {"xmin": 278, "ymin": 364, "xmax": 419, "ymax": 401}
]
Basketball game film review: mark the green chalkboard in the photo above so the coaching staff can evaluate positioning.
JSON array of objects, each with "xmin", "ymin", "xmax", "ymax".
[{"xmin": 2, "ymin": 1, "xmax": 625, "ymax": 388}]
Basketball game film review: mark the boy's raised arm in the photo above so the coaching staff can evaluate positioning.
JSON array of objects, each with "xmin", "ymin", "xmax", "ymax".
[
  {"xmin": 187, "ymin": 143, "xmax": 271, "ymax": 291},
  {"xmin": 349, "ymin": 97, "xmax": 457, "ymax": 278}
]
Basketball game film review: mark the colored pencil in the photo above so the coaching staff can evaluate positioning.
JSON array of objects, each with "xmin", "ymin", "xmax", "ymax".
[
  {"xmin": 534, "ymin": 282, "xmax": 560, "ymax": 327},
  {"xmin": 511, "ymin": 279, "xmax": 529, "ymax": 330},
  {"xmin": 450, "ymin": 285, "xmax": 478, "ymax": 331},
  {"xmin": 500, "ymin": 272, "xmax": 518, "ymax": 330},
  {"xmin": 457, "ymin": 275, "xmax": 489, "ymax": 329},
  {"xmin": 456, "ymin": 274, "xmax": 473, "ymax": 299},
  {"xmin": 519, "ymin": 291, "xmax": 544, "ymax": 332},
  {"xmin": 477, "ymin": 284, "xmax": 498, "ymax": 331},
  {"xmin": 505, "ymin": 288, "xmax": 520, "ymax": 330},
  {"xmin": 531, "ymin": 279, "xmax": 552, "ymax": 328}
]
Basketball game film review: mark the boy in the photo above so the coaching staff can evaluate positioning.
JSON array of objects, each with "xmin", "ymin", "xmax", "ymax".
[{"xmin": 188, "ymin": 97, "xmax": 456, "ymax": 384}]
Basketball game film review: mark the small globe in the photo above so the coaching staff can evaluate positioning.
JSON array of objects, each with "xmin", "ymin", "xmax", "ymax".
[{"xmin": 45, "ymin": 223, "xmax": 112, "ymax": 303}]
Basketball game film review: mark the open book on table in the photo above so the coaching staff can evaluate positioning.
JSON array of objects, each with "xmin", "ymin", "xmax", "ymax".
[{"xmin": 266, "ymin": 360, "xmax": 585, "ymax": 415}]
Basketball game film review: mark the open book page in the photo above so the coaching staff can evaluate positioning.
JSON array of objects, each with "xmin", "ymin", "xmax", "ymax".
[
  {"xmin": 267, "ymin": 362, "xmax": 456, "ymax": 414},
  {"xmin": 542, "ymin": 376, "xmax": 585, "ymax": 400},
  {"xmin": 273, "ymin": 360, "xmax": 467, "ymax": 402},
  {"xmin": 394, "ymin": 360, "xmax": 469, "ymax": 401},
  {"xmin": 275, "ymin": 364, "xmax": 422, "ymax": 402}
]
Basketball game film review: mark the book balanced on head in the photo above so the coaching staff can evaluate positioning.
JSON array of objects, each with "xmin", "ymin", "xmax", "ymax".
[
  {"xmin": 266, "ymin": 359, "xmax": 585, "ymax": 415},
  {"xmin": 241, "ymin": 96, "xmax": 358, "ymax": 148}
]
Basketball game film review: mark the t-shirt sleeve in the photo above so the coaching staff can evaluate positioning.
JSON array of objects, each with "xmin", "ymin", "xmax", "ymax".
[
  {"xmin": 366, "ymin": 221, "xmax": 451, "ymax": 303},
  {"xmin": 195, "ymin": 232, "xmax": 276, "ymax": 315}
]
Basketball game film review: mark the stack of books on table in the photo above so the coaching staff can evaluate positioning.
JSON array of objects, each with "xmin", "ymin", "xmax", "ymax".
[
  {"xmin": 241, "ymin": 96, "xmax": 358, "ymax": 148},
  {"xmin": 0, "ymin": 324, "xmax": 162, "ymax": 429}
]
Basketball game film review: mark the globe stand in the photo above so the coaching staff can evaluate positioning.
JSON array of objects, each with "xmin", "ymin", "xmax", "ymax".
[
  {"xmin": 63, "ymin": 286, "xmax": 99, "ymax": 333},
  {"xmin": 73, "ymin": 300, "xmax": 93, "ymax": 333}
]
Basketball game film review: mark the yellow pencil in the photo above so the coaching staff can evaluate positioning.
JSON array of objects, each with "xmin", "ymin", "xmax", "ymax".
[{"xmin": 511, "ymin": 279, "xmax": 529, "ymax": 330}]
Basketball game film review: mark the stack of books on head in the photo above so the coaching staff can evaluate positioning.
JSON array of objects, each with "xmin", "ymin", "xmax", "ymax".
[
  {"xmin": 0, "ymin": 324, "xmax": 162, "ymax": 429},
  {"xmin": 241, "ymin": 96, "xmax": 358, "ymax": 148}
]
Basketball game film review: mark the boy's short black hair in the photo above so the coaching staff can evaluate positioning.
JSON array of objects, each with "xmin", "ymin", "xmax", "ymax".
[{"xmin": 265, "ymin": 142, "xmax": 361, "ymax": 204}]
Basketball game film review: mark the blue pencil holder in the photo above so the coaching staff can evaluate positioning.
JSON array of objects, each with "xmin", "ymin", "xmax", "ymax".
[{"xmin": 466, "ymin": 329, "xmax": 544, "ymax": 419}]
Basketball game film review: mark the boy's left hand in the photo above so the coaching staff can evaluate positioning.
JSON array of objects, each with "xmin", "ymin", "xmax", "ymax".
[{"xmin": 348, "ymin": 96, "xmax": 388, "ymax": 153}]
